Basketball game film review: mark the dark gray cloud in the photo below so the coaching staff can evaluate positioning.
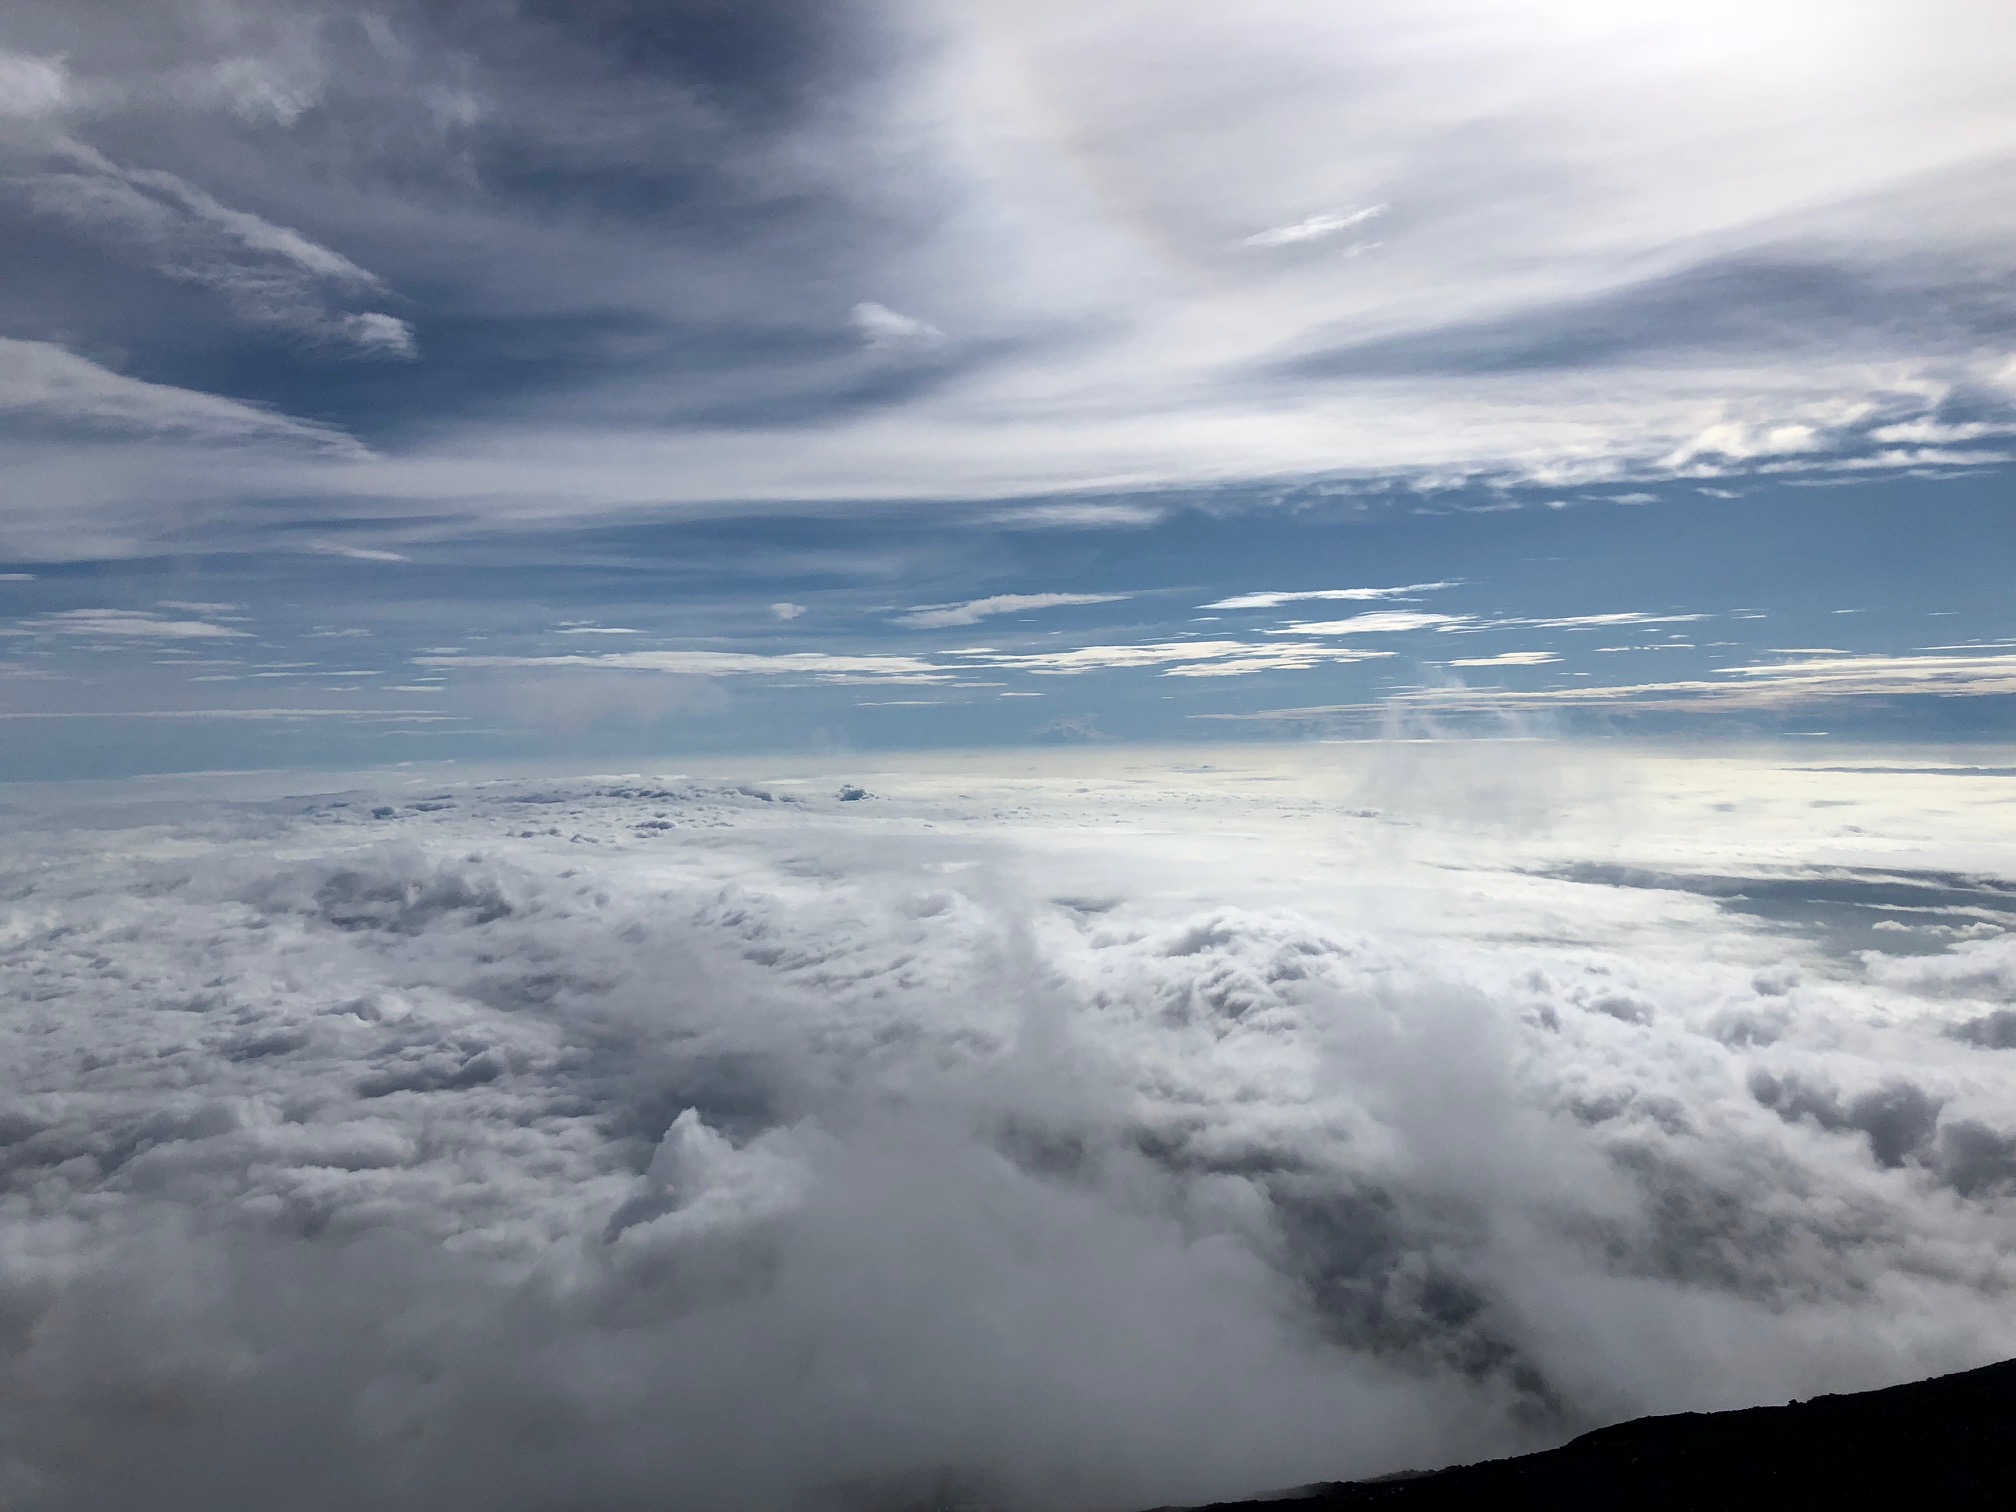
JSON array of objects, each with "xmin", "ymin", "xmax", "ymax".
[
  {"xmin": 0, "ymin": 0, "xmax": 932, "ymax": 442},
  {"xmin": 6, "ymin": 0, "xmax": 2016, "ymax": 557}
]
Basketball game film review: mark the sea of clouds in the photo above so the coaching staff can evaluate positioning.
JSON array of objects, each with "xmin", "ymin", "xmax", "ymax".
[{"xmin": 2, "ymin": 744, "xmax": 2014, "ymax": 1511}]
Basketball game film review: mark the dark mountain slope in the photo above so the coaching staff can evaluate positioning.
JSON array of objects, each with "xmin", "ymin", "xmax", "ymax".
[{"xmin": 1149, "ymin": 1357, "xmax": 2016, "ymax": 1510}]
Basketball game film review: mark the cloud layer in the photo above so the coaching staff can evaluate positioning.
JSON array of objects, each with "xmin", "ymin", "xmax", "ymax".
[{"xmin": 3, "ymin": 747, "xmax": 2014, "ymax": 1509}]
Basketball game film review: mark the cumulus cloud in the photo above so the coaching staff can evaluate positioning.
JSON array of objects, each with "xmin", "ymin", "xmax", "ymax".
[
  {"xmin": 897, "ymin": 593, "xmax": 1132, "ymax": 629},
  {"xmin": 771, "ymin": 602, "xmax": 809, "ymax": 621},
  {"xmin": 1, "ymin": 749, "xmax": 2013, "ymax": 1509}
]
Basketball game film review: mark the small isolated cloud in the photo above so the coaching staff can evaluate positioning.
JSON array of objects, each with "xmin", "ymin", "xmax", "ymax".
[
  {"xmin": 1445, "ymin": 651, "xmax": 1561, "ymax": 668},
  {"xmin": 309, "ymin": 543, "xmax": 410, "ymax": 562},
  {"xmin": 338, "ymin": 312, "xmax": 419, "ymax": 360},
  {"xmin": 897, "ymin": 592, "xmax": 1131, "ymax": 629},
  {"xmin": 0, "ymin": 48, "xmax": 68, "ymax": 118},
  {"xmin": 176, "ymin": 54, "xmax": 321, "ymax": 127},
  {"xmin": 1242, "ymin": 204, "xmax": 1387, "ymax": 249},
  {"xmin": 0, "ymin": 573, "xmax": 38, "ymax": 582},
  {"xmin": 851, "ymin": 301, "xmax": 944, "ymax": 350},
  {"xmin": 1204, "ymin": 583, "xmax": 1456, "ymax": 611},
  {"xmin": 1270, "ymin": 611, "xmax": 1468, "ymax": 636},
  {"xmin": 770, "ymin": 602, "xmax": 807, "ymax": 621}
]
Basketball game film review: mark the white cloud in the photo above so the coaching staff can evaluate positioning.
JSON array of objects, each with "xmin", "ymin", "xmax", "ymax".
[
  {"xmin": 1488, "ymin": 612, "xmax": 1708, "ymax": 632},
  {"xmin": 1204, "ymin": 584, "xmax": 1457, "ymax": 610},
  {"xmin": 179, "ymin": 54, "xmax": 322, "ymax": 126},
  {"xmin": 956, "ymin": 639, "xmax": 1394, "ymax": 676},
  {"xmin": 1269, "ymin": 611, "xmax": 1469, "ymax": 635},
  {"xmin": 1240, "ymin": 650, "xmax": 2016, "ymax": 720},
  {"xmin": 339, "ymin": 312, "xmax": 419, "ymax": 360},
  {"xmin": 309, "ymin": 542, "xmax": 410, "ymax": 562},
  {"xmin": 422, "ymin": 636, "xmax": 1398, "ymax": 685},
  {"xmin": 988, "ymin": 502, "xmax": 1166, "ymax": 528},
  {"xmin": 770, "ymin": 602, "xmax": 808, "ymax": 621},
  {"xmin": 0, "ymin": 339, "xmax": 364, "ymax": 451},
  {"xmin": 0, "ymin": 47, "xmax": 69, "ymax": 118},
  {"xmin": 1241, "ymin": 204, "xmax": 1387, "ymax": 248},
  {"xmin": 7, "ymin": 1, "xmax": 2016, "ymax": 553},
  {"xmin": 851, "ymin": 301, "xmax": 944, "ymax": 349},
  {"xmin": 2, "ymin": 751, "xmax": 2013, "ymax": 1508},
  {"xmin": 4, "ymin": 124, "xmax": 412, "ymax": 356},
  {"xmin": 896, "ymin": 592, "xmax": 1132, "ymax": 629},
  {"xmin": 24, "ymin": 608, "xmax": 250, "ymax": 640},
  {"xmin": 422, "ymin": 649, "xmax": 954, "ymax": 683},
  {"xmin": 1445, "ymin": 651, "xmax": 1561, "ymax": 667}
]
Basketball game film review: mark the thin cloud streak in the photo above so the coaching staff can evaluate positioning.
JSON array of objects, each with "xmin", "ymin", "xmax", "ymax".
[{"xmin": 896, "ymin": 593, "xmax": 1132, "ymax": 629}]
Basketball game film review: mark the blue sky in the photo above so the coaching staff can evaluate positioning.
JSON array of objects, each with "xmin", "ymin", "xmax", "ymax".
[{"xmin": 2, "ymin": 0, "xmax": 2014, "ymax": 777}]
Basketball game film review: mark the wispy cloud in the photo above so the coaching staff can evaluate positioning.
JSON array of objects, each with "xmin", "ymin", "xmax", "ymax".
[
  {"xmin": 1492, "ymin": 612, "xmax": 1708, "ymax": 631},
  {"xmin": 420, "ymin": 635, "xmax": 1396, "ymax": 685},
  {"xmin": 308, "ymin": 543, "xmax": 410, "ymax": 562},
  {"xmin": 0, "ymin": 339, "xmax": 363, "ymax": 451},
  {"xmin": 950, "ymin": 640, "xmax": 1394, "ymax": 678},
  {"xmin": 6, "ymin": 123, "xmax": 415, "ymax": 356},
  {"xmin": 23, "ymin": 608, "xmax": 249, "ymax": 641},
  {"xmin": 896, "ymin": 592, "xmax": 1131, "ymax": 629},
  {"xmin": 1214, "ymin": 651, "xmax": 2016, "ymax": 722},
  {"xmin": 1268, "ymin": 612, "xmax": 1469, "ymax": 636},
  {"xmin": 1241, "ymin": 204, "xmax": 1386, "ymax": 249},
  {"xmin": 1204, "ymin": 583, "xmax": 1456, "ymax": 610},
  {"xmin": 1444, "ymin": 651, "xmax": 1561, "ymax": 667},
  {"xmin": 419, "ymin": 650, "xmax": 953, "ymax": 684}
]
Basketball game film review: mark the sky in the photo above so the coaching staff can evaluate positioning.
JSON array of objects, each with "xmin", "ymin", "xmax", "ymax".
[
  {"xmin": 5, "ymin": 14, "xmax": 2016, "ymax": 1508},
  {"xmin": 1, "ymin": 0, "xmax": 2015, "ymax": 776}
]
